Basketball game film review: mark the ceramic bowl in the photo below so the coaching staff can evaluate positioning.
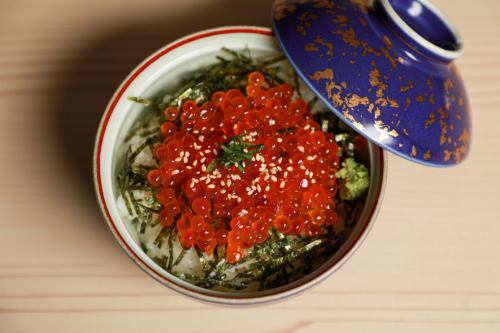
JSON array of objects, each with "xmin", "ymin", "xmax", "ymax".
[{"xmin": 93, "ymin": 26, "xmax": 386, "ymax": 305}]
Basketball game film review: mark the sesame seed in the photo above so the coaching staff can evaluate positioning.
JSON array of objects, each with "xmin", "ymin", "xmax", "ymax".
[
  {"xmin": 221, "ymin": 180, "xmax": 226, "ymax": 186},
  {"xmin": 186, "ymin": 166, "xmax": 193, "ymax": 170},
  {"xmin": 204, "ymin": 149, "xmax": 211, "ymax": 154},
  {"xmin": 183, "ymin": 157, "xmax": 189, "ymax": 163},
  {"xmin": 269, "ymin": 119, "xmax": 276, "ymax": 126},
  {"xmin": 307, "ymin": 156, "xmax": 315, "ymax": 161},
  {"xmin": 237, "ymin": 197, "xmax": 242, "ymax": 202},
  {"xmin": 299, "ymin": 165, "xmax": 306, "ymax": 170},
  {"xmin": 241, "ymin": 209, "xmax": 248, "ymax": 215},
  {"xmin": 198, "ymin": 135, "xmax": 205, "ymax": 142},
  {"xmin": 193, "ymin": 160, "xmax": 198, "ymax": 166},
  {"xmin": 213, "ymin": 149, "xmax": 217, "ymax": 155},
  {"xmin": 221, "ymin": 189, "xmax": 227, "ymax": 194},
  {"xmin": 304, "ymin": 124, "xmax": 311, "ymax": 130},
  {"xmin": 180, "ymin": 151, "xmax": 185, "ymax": 158},
  {"xmin": 311, "ymin": 179, "xmax": 317, "ymax": 184},
  {"xmin": 227, "ymin": 179, "xmax": 232, "ymax": 186},
  {"xmin": 271, "ymin": 176, "xmax": 278, "ymax": 182},
  {"xmin": 200, "ymin": 157, "xmax": 206, "ymax": 163},
  {"xmin": 190, "ymin": 182, "xmax": 195, "ymax": 188},
  {"xmin": 207, "ymin": 184, "xmax": 215, "ymax": 189},
  {"xmin": 280, "ymin": 181, "xmax": 285, "ymax": 188},
  {"xmin": 265, "ymin": 185, "xmax": 270, "ymax": 192},
  {"xmin": 284, "ymin": 171, "xmax": 289, "ymax": 178},
  {"xmin": 202, "ymin": 165, "xmax": 207, "ymax": 172},
  {"xmin": 298, "ymin": 146, "xmax": 305, "ymax": 153},
  {"xmin": 305, "ymin": 170, "xmax": 310, "ymax": 176},
  {"xmin": 286, "ymin": 166, "xmax": 293, "ymax": 172},
  {"xmin": 194, "ymin": 143, "xmax": 202, "ymax": 150},
  {"xmin": 200, "ymin": 176, "xmax": 206, "ymax": 181},
  {"xmin": 278, "ymin": 157, "xmax": 283, "ymax": 164},
  {"xmin": 175, "ymin": 157, "xmax": 182, "ymax": 162},
  {"xmin": 200, "ymin": 151, "xmax": 204, "ymax": 156},
  {"xmin": 277, "ymin": 138, "xmax": 283, "ymax": 143},
  {"xmin": 243, "ymin": 148, "xmax": 249, "ymax": 153},
  {"xmin": 257, "ymin": 184, "xmax": 262, "ymax": 192}
]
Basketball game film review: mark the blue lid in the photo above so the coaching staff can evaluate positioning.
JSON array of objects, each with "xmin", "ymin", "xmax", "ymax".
[{"xmin": 272, "ymin": 0, "xmax": 471, "ymax": 166}]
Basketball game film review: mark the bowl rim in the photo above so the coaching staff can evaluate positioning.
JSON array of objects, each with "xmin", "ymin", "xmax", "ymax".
[{"xmin": 93, "ymin": 25, "xmax": 387, "ymax": 305}]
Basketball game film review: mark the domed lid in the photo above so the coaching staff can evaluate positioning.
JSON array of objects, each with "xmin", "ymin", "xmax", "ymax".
[{"xmin": 272, "ymin": 0, "xmax": 471, "ymax": 166}]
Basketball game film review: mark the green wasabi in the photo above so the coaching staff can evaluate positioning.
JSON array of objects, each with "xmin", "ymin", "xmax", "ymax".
[{"xmin": 336, "ymin": 157, "xmax": 370, "ymax": 200}]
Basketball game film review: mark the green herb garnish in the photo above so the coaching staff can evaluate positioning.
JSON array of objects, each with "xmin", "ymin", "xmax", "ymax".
[{"xmin": 207, "ymin": 135, "xmax": 264, "ymax": 172}]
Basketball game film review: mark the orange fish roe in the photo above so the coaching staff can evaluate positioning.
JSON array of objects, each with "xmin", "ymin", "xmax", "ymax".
[{"xmin": 147, "ymin": 72, "xmax": 340, "ymax": 263}]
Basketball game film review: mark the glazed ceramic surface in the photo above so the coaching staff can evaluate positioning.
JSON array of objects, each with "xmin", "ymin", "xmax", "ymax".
[
  {"xmin": 273, "ymin": 0, "xmax": 471, "ymax": 166},
  {"xmin": 94, "ymin": 26, "xmax": 386, "ymax": 304}
]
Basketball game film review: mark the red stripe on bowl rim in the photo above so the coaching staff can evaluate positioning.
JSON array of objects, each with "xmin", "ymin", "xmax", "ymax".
[{"xmin": 93, "ymin": 26, "xmax": 386, "ymax": 304}]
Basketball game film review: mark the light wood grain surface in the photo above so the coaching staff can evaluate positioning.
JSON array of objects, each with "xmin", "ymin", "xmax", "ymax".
[{"xmin": 1, "ymin": 0, "xmax": 499, "ymax": 332}]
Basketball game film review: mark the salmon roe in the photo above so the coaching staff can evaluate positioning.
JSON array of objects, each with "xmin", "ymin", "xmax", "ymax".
[{"xmin": 147, "ymin": 72, "xmax": 340, "ymax": 263}]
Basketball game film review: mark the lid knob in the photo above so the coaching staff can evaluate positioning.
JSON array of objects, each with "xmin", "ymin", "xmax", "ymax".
[{"xmin": 375, "ymin": 0, "xmax": 463, "ymax": 62}]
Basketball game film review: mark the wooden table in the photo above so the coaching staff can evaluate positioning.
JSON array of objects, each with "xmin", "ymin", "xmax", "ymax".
[{"xmin": 1, "ymin": 0, "xmax": 499, "ymax": 332}]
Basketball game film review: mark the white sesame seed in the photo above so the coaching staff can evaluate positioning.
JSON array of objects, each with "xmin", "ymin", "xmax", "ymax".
[
  {"xmin": 298, "ymin": 146, "xmax": 305, "ymax": 153},
  {"xmin": 180, "ymin": 151, "xmax": 185, "ymax": 158},
  {"xmin": 287, "ymin": 166, "xmax": 293, "ymax": 172},
  {"xmin": 221, "ymin": 180, "xmax": 226, "ymax": 186},
  {"xmin": 265, "ymin": 185, "xmax": 270, "ymax": 192},
  {"xmin": 175, "ymin": 157, "xmax": 182, "ymax": 162},
  {"xmin": 284, "ymin": 171, "xmax": 289, "ymax": 178},
  {"xmin": 257, "ymin": 184, "xmax": 262, "ymax": 192},
  {"xmin": 237, "ymin": 197, "xmax": 242, "ymax": 202},
  {"xmin": 194, "ymin": 143, "xmax": 202, "ymax": 150},
  {"xmin": 200, "ymin": 157, "xmax": 206, "ymax": 163},
  {"xmin": 227, "ymin": 179, "xmax": 232, "ymax": 186},
  {"xmin": 241, "ymin": 209, "xmax": 248, "ymax": 215},
  {"xmin": 269, "ymin": 119, "xmax": 276, "ymax": 126},
  {"xmin": 207, "ymin": 184, "xmax": 215, "ymax": 189},
  {"xmin": 200, "ymin": 176, "xmax": 206, "ymax": 181},
  {"xmin": 198, "ymin": 135, "xmax": 205, "ymax": 142},
  {"xmin": 307, "ymin": 156, "xmax": 315, "ymax": 161},
  {"xmin": 183, "ymin": 157, "xmax": 189, "ymax": 163},
  {"xmin": 204, "ymin": 149, "xmax": 211, "ymax": 154},
  {"xmin": 277, "ymin": 138, "xmax": 283, "ymax": 143},
  {"xmin": 193, "ymin": 160, "xmax": 198, "ymax": 166},
  {"xmin": 221, "ymin": 189, "xmax": 226, "ymax": 194},
  {"xmin": 304, "ymin": 124, "xmax": 311, "ymax": 130},
  {"xmin": 172, "ymin": 170, "xmax": 180, "ymax": 175},
  {"xmin": 299, "ymin": 165, "xmax": 306, "ymax": 170},
  {"xmin": 311, "ymin": 179, "xmax": 317, "ymax": 184},
  {"xmin": 271, "ymin": 176, "xmax": 278, "ymax": 182},
  {"xmin": 278, "ymin": 157, "xmax": 283, "ymax": 164},
  {"xmin": 243, "ymin": 148, "xmax": 249, "ymax": 153},
  {"xmin": 269, "ymin": 163, "xmax": 276, "ymax": 167},
  {"xmin": 202, "ymin": 165, "xmax": 207, "ymax": 172},
  {"xmin": 280, "ymin": 181, "xmax": 285, "ymax": 188},
  {"xmin": 200, "ymin": 151, "xmax": 204, "ymax": 156},
  {"xmin": 213, "ymin": 149, "xmax": 217, "ymax": 155},
  {"xmin": 309, "ymin": 172, "xmax": 314, "ymax": 178},
  {"xmin": 193, "ymin": 130, "xmax": 199, "ymax": 134},
  {"xmin": 305, "ymin": 170, "xmax": 310, "ymax": 176},
  {"xmin": 186, "ymin": 166, "xmax": 193, "ymax": 170}
]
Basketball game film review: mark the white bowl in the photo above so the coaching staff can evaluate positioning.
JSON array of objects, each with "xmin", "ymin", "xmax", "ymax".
[{"xmin": 93, "ymin": 26, "xmax": 387, "ymax": 305}]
